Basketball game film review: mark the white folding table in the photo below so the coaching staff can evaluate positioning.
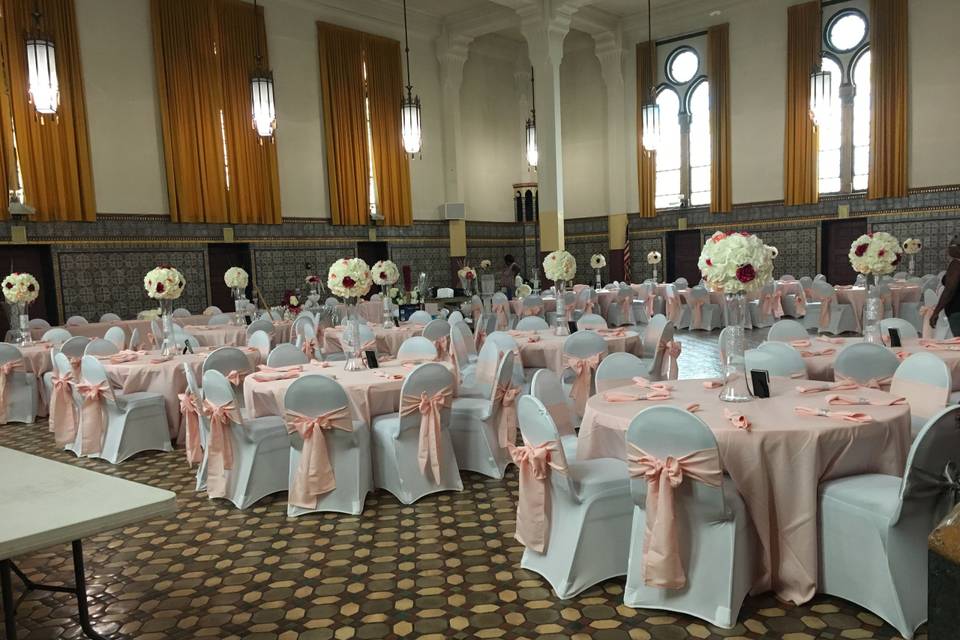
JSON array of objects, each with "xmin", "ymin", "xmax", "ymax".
[{"xmin": 0, "ymin": 447, "xmax": 176, "ymax": 639}]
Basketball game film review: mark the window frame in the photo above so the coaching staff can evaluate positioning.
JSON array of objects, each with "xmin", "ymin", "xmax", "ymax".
[
  {"xmin": 665, "ymin": 46, "xmax": 700, "ymax": 85},
  {"xmin": 824, "ymin": 8, "xmax": 869, "ymax": 55}
]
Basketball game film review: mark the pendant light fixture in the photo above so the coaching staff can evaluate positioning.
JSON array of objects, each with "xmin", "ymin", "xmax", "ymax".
[
  {"xmin": 400, "ymin": 0, "xmax": 422, "ymax": 157},
  {"xmin": 640, "ymin": 0, "xmax": 660, "ymax": 153},
  {"xmin": 26, "ymin": 0, "xmax": 59, "ymax": 122},
  {"xmin": 250, "ymin": 0, "xmax": 276, "ymax": 140},
  {"xmin": 809, "ymin": 65, "xmax": 832, "ymax": 126},
  {"xmin": 525, "ymin": 68, "xmax": 538, "ymax": 169}
]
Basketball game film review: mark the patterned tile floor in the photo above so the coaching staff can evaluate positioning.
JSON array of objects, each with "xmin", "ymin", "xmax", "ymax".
[{"xmin": 0, "ymin": 330, "xmax": 926, "ymax": 640}]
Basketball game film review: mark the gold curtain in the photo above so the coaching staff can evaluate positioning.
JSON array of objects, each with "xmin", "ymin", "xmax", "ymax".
[
  {"xmin": 152, "ymin": 0, "xmax": 228, "ymax": 222},
  {"xmin": 364, "ymin": 33, "xmax": 411, "ymax": 227},
  {"xmin": 0, "ymin": 10, "xmax": 12, "ymax": 219},
  {"xmin": 216, "ymin": 0, "xmax": 281, "ymax": 224},
  {"xmin": 868, "ymin": 0, "xmax": 907, "ymax": 199},
  {"xmin": 784, "ymin": 1, "xmax": 820, "ymax": 206},
  {"xmin": 708, "ymin": 23, "xmax": 732, "ymax": 214},
  {"xmin": 317, "ymin": 22, "xmax": 368, "ymax": 226},
  {"xmin": 636, "ymin": 40, "xmax": 656, "ymax": 219},
  {"xmin": 1, "ymin": 0, "xmax": 95, "ymax": 221}
]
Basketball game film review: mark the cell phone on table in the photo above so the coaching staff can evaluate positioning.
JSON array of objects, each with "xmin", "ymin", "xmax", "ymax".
[
  {"xmin": 568, "ymin": 321, "xmax": 578, "ymax": 334},
  {"xmin": 750, "ymin": 369, "xmax": 770, "ymax": 398},
  {"xmin": 365, "ymin": 350, "xmax": 379, "ymax": 369},
  {"xmin": 184, "ymin": 340, "xmax": 194, "ymax": 355},
  {"xmin": 244, "ymin": 315, "xmax": 253, "ymax": 325},
  {"xmin": 887, "ymin": 327, "xmax": 901, "ymax": 348}
]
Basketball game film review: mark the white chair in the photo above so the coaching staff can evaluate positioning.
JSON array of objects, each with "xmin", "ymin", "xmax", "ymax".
[
  {"xmin": 834, "ymin": 342, "xmax": 900, "ymax": 386},
  {"xmin": 747, "ymin": 282, "xmax": 778, "ymax": 329},
  {"xmin": 84, "ymin": 338, "xmax": 120, "ymax": 357},
  {"xmin": 202, "ymin": 346, "xmax": 252, "ymax": 406},
  {"xmin": 685, "ymin": 287, "xmax": 721, "ymax": 331},
  {"xmin": 449, "ymin": 350, "xmax": 517, "ymax": 479},
  {"xmin": 422, "ymin": 319, "xmax": 452, "ymax": 360},
  {"xmin": 28, "ymin": 318, "xmax": 50, "ymax": 330},
  {"xmin": 266, "ymin": 343, "xmax": 310, "ymax": 368},
  {"xmin": 515, "ymin": 395, "xmax": 632, "ymax": 599},
  {"xmin": 595, "ymin": 352, "xmax": 650, "ymax": 393},
  {"xmin": 809, "ymin": 280, "xmax": 859, "ymax": 335},
  {"xmin": 200, "ymin": 370, "xmax": 288, "ymax": 509},
  {"xmin": 407, "ymin": 310, "xmax": 433, "ymax": 325},
  {"xmin": 662, "ymin": 284, "xmax": 687, "ymax": 328},
  {"xmin": 623, "ymin": 406, "xmax": 753, "ymax": 628},
  {"xmin": 529, "ymin": 369, "xmax": 579, "ymax": 460},
  {"xmin": 515, "ymin": 316, "xmax": 548, "ymax": 331},
  {"xmin": 880, "ymin": 317, "xmax": 919, "ymax": 340},
  {"xmin": 767, "ymin": 319, "xmax": 809, "ymax": 342},
  {"xmin": 449, "ymin": 321, "xmax": 478, "ymax": 383},
  {"xmin": 799, "ymin": 276, "xmax": 821, "ymax": 330},
  {"xmin": 576, "ymin": 313, "xmax": 607, "ymax": 331},
  {"xmin": 66, "ymin": 355, "xmax": 170, "ymax": 463},
  {"xmin": 397, "ymin": 336, "xmax": 438, "ymax": 362},
  {"xmin": 484, "ymin": 331, "xmax": 526, "ymax": 389},
  {"xmin": 674, "ymin": 277, "xmax": 689, "ymax": 289},
  {"xmin": 370, "ymin": 363, "xmax": 463, "ymax": 504},
  {"xmin": 172, "ymin": 308, "xmax": 191, "ymax": 318},
  {"xmin": 65, "ymin": 315, "xmax": 88, "ymax": 326},
  {"xmin": 639, "ymin": 315, "xmax": 676, "ymax": 382},
  {"xmin": 103, "ymin": 326, "xmax": 127, "ymax": 351},
  {"xmin": 521, "ymin": 294, "xmax": 545, "ymax": 319},
  {"xmin": 203, "ymin": 305, "xmax": 223, "ymax": 315},
  {"xmin": 247, "ymin": 318, "xmax": 274, "ymax": 337},
  {"xmin": 182, "ymin": 364, "xmax": 210, "ymax": 491},
  {"xmin": 247, "ymin": 330, "xmax": 271, "ymax": 361},
  {"xmin": 561, "ymin": 331, "xmax": 608, "ymax": 417},
  {"xmin": 128, "ymin": 328, "xmax": 142, "ymax": 351},
  {"xmin": 208, "ymin": 313, "xmax": 234, "ymax": 326},
  {"xmin": 0, "ymin": 344, "xmax": 37, "ymax": 424},
  {"xmin": 490, "ymin": 292, "xmax": 512, "ymax": 330},
  {"xmin": 170, "ymin": 327, "xmax": 200, "ymax": 350},
  {"xmin": 891, "ymin": 352, "xmax": 951, "ymax": 437},
  {"xmin": 98, "ymin": 312, "xmax": 121, "ymax": 323},
  {"xmin": 746, "ymin": 343, "xmax": 807, "ymax": 378},
  {"xmin": 780, "ymin": 284, "xmax": 806, "ymax": 319},
  {"xmin": 607, "ymin": 287, "xmax": 636, "ymax": 327},
  {"xmin": 284, "ymin": 375, "xmax": 372, "ymax": 516},
  {"xmin": 41, "ymin": 327, "xmax": 72, "ymax": 345},
  {"xmin": 456, "ymin": 339, "xmax": 500, "ymax": 399},
  {"xmin": 818, "ymin": 406, "xmax": 960, "ymax": 639},
  {"xmin": 292, "ymin": 315, "xmax": 315, "ymax": 343},
  {"xmin": 448, "ymin": 310, "xmax": 464, "ymax": 325}
]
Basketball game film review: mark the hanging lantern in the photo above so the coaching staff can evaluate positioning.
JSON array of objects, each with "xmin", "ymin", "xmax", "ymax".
[
  {"xmin": 809, "ymin": 68, "xmax": 832, "ymax": 126},
  {"xmin": 641, "ymin": 102, "xmax": 660, "ymax": 152},
  {"xmin": 401, "ymin": 89, "xmax": 421, "ymax": 155},
  {"xmin": 525, "ymin": 114, "xmax": 538, "ymax": 169},
  {"xmin": 250, "ymin": 69, "xmax": 276, "ymax": 138},
  {"xmin": 26, "ymin": 35, "xmax": 59, "ymax": 118}
]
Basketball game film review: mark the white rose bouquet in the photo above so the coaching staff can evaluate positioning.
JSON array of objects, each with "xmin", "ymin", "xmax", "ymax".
[
  {"xmin": 457, "ymin": 266, "xmax": 477, "ymax": 282},
  {"xmin": 479, "ymin": 259, "xmax": 492, "ymax": 270},
  {"xmin": 224, "ymin": 266, "xmax": 248, "ymax": 289},
  {"xmin": 542, "ymin": 250, "xmax": 576, "ymax": 282},
  {"xmin": 516, "ymin": 283, "xmax": 532, "ymax": 298},
  {"xmin": 327, "ymin": 258, "xmax": 372, "ymax": 299},
  {"xmin": 848, "ymin": 232, "xmax": 903, "ymax": 276},
  {"xmin": 144, "ymin": 265, "xmax": 186, "ymax": 300},
  {"xmin": 902, "ymin": 238, "xmax": 922, "ymax": 255},
  {"xmin": 590, "ymin": 254, "xmax": 606, "ymax": 269},
  {"xmin": 371, "ymin": 260, "xmax": 400, "ymax": 286},
  {"xmin": 2, "ymin": 273, "xmax": 39, "ymax": 305},
  {"xmin": 647, "ymin": 251, "xmax": 662, "ymax": 265},
  {"xmin": 697, "ymin": 231, "xmax": 774, "ymax": 295}
]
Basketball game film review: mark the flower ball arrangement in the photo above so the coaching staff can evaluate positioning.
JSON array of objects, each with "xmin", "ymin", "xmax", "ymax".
[
  {"xmin": 766, "ymin": 245, "xmax": 779, "ymax": 259},
  {"xmin": 902, "ymin": 238, "xmax": 923, "ymax": 255},
  {"xmin": 144, "ymin": 265, "xmax": 186, "ymax": 300},
  {"xmin": 542, "ymin": 250, "xmax": 576, "ymax": 282},
  {"xmin": 590, "ymin": 254, "xmax": 607, "ymax": 269},
  {"xmin": 647, "ymin": 251, "xmax": 662, "ymax": 265},
  {"xmin": 224, "ymin": 267, "xmax": 249, "ymax": 289},
  {"xmin": 479, "ymin": 259, "xmax": 492, "ymax": 271},
  {"xmin": 457, "ymin": 266, "xmax": 477, "ymax": 282},
  {"xmin": 371, "ymin": 260, "xmax": 400, "ymax": 287},
  {"xmin": 848, "ymin": 232, "xmax": 903, "ymax": 276},
  {"xmin": 327, "ymin": 258, "xmax": 373, "ymax": 299},
  {"xmin": 697, "ymin": 231, "xmax": 774, "ymax": 294},
  {"xmin": 2, "ymin": 273, "xmax": 39, "ymax": 304}
]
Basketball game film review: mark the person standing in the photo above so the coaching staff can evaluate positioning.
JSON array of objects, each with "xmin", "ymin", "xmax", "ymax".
[
  {"xmin": 932, "ymin": 235, "xmax": 960, "ymax": 335},
  {"xmin": 501, "ymin": 254, "xmax": 521, "ymax": 299}
]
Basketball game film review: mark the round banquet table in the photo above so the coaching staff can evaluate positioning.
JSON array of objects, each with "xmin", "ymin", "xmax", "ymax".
[
  {"xmin": 100, "ymin": 347, "xmax": 261, "ymax": 440},
  {"xmin": 17, "ymin": 342, "xmax": 54, "ymax": 377},
  {"xmin": 834, "ymin": 283, "xmax": 921, "ymax": 327},
  {"xmin": 798, "ymin": 336, "xmax": 960, "ymax": 390},
  {"xmin": 243, "ymin": 360, "xmax": 449, "ymax": 425},
  {"xmin": 577, "ymin": 377, "xmax": 912, "ymax": 605},
  {"xmin": 323, "ymin": 323, "xmax": 423, "ymax": 357},
  {"xmin": 184, "ymin": 324, "xmax": 250, "ymax": 348},
  {"xmin": 506, "ymin": 328, "xmax": 642, "ymax": 374}
]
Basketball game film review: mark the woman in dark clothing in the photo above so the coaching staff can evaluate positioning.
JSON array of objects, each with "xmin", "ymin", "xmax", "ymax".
[{"xmin": 932, "ymin": 235, "xmax": 960, "ymax": 335}]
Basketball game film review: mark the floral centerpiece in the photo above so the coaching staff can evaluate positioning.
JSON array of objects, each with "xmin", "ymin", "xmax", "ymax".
[
  {"xmin": 849, "ymin": 232, "xmax": 902, "ymax": 344},
  {"xmin": 328, "ymin": 258, "xmax": 373, "ymax": 370},
  {"xmin": 542, "ymin": 251, "xmax": 576, "ymax": 335},
  {"xmin": 281, "ymin": 290, "xmax": 301, "ymax": 315},
  {"xmin": 479, "ymin": 259, "xmax": 492, "ymax": 271},
  {"xmin": 698, "ymin": 232, "xmax": 774, "ymax": 402},
  {"xmin": 516, "ymin": 283, "xmax": 532, "ymax": 298},
  {"xmin": 3, "ymin": 272, "xmax": 39, "ymax": 344},
  {"xmin": 902, "ymin": 238, "xmax": 922, "ymax": 276},
  {"xmin": 647, "ymin": 250, "xmax": 662, "ymax": 282},
  {"xmin": 224, "ymin": 267, "xmax": 249, "ymax": 323},
  {"xmin": 144, "ymin": 265, "xmax": 185, "ymax": 355},
  {"xmin": 371, "ymin": 260, "xmax": 400, "ymax": 327},
  {"xmin": 590, "ymin": 254, "xmax": 606, "ymax": 289},
  {"xmin": 457, "ymin": 265, "xmax": 477, "ymax": 294}
]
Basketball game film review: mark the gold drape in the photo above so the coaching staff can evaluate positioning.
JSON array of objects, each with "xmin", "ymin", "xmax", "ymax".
[
  {"xmin": 868, "ymin": 0, "xmax": 908, "ymax": 199},
  {"xmin": 152, "ymin": 0, "xmax": 228, "ymax": 222},
  {"xmin": 364, "ymin": 34, "xmax": 411, "ymax": 227},
  {"xmin": 636, "ymin": 40, "xmax": 656, "ymax": 219},
  {"xmin": 708, "ymin": 23, "xmax": 732, "ymax": 214},
  {"xmin": 317, "ymin": 22, "xmax": 368, "ymax": 226},
  {"xmin": 0, "ymin": 10, "xmax": 12, "ymax": 218},
  {"xmin": 217, "ymin": 0, "xmax": 281, "ymax": 223},
  {"xmin": 1, "ymin": 0, "xmax": 95, "ymax": 221},
  {"xmin": 784, "ymin": 1, "xmax": 820, "ymax": 206}
]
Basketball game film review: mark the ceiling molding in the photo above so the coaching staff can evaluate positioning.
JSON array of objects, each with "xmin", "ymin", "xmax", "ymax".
[
  {"xmin": 443, "ymin": 2, "xmax": 520, "ymax": 40},
  {"xmin": 621, "ymin": 0, "xmax": 759, "ymax": 37},
  {"xmin": 273, "ymin": 0, "xmax": 442, "ymax": 40},
  {"xmin": 570, "ymin": 5, "xmax": 620, "ymax": 36}
]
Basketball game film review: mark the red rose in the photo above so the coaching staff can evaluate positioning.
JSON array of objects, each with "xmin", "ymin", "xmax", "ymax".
[
  {"xmin": 854, "ymin": 243, "xmax": 868, "ymax": 257},
  {"xmin": 736, "ymin": 264, "xmax": 756, "ymax": 283},
  {"xmin": 739, "ymin": 232, "xmax": 751, "ymax": 237},
  {"xmin": 892, "ymin": 252, "xmax": 902, "ymax": 266},
  {"xmin": 878, "ymin": 249, "xmax": 885, "ymax": 258},
  {"xmin": 156, "ymin": 282, "xmax": 165, "ymax": 293},
  {"xmin": 343, "ymin": 276, "xmax": 356, "ymax": 288},
  {"xmin": 466, "ymin": 272, "xmax": 475, "ymax": 280},
  {"xmin": 379, "ymin": 271, "xmax": 388, "ymax": 281},
  {"xmin": 706, "ymin": 259, "xmax": 712, "ymax": 267},
  {"xmin": 4, "ymin": 283, "xmax": 11, "ymax": 289}
]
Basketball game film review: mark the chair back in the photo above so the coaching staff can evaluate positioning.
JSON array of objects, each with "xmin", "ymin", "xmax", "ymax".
[
  {"xmin": 84, "ymin": 338, "xmax": 119, "ymax": 357},
  {"xmin": 52, "ymin": 351, "xmax": 72, "ymax": 378},
  {"xmin": 798, "ymin": 276, "xmax": 814, "ymax": 294},
  {"xmin": 170, "ymin": 327, "xmax": 200, "ymax": 350},
  {"xmin": 247, "ymin": 330, "xmax": 271, "ymax": 360},
  {"xmin": 562, "ymin": 330, "xmax": 607, "ymax": 361},
  {"xmin": 397, "ymin": 363, "xmax": 454, "ymax": 434},
  {"xmin": 530, "ymin": 369, "xmax": 577, "ymax": 437},
  {"xmin": 491, "ymin": 350, "xmax": 516, "ymax": 405},
  {"xmin": 575, "ymin": 287, "xmax": 592, "ymax": 309},
  {"xmin": 284, "ymin": 375, "xmax": 358, "ymax": 451},
  {"xmin": 626, "ymin": 406, "xmax": 728, "ymax": 517},
  {"xmin": 59, "ymin": 336, "xmax": 91, "ymax": 359},
  {"xmin": 595, "ymin": 352, "xmax": 648, "ymax": 392},
  {"xmin": 834, "ymin": 342, "xmax": 900, "ymax": 384},
  {"xmin": 66, "ymin": 315, "xmax": 88, "ymax": 326},
  {"xmin": 202, "ymin": 346, "xmax": 251, "ymax": 379},
  {"xmin": 99, "ymin": 313, "xmax": 121, "ymax": 323},
  {"xmin": 128, "ymin": 328, "xmax": 141, "ymax": 350},
  {"xmin": 172, "ymin": 308, "xmax": 191, "ymax": 318},
  {"xmin": 247, "ymin": 318, "xmax": 274, "ymax": 336},
  {"xmin": 891, "ymin": 352, "xmax": 951, "ymax": 432},
  {"xmin": 894, "ymin": 271, "xmax": 908, "ymax": 281},
  {"xmin": 768, "ymin": 319, "xmax": 809, "ymax": 342},
  {"xmin": 674, "ymin": 277, "xmax": 688, "ymax": 289},
  {"xmin": 641, "ymin": 314, "xmax": 669, "ymax": 360},
  {"xmin": 324, "ymin": 297, "xmax": 339, "ymax": 307},
  {"xmin": 687, "ymin": 286, "xmax": 710, "ymax": 303},
  {"xmin": 879, "ymin": 317, "xmax": 919, "ymax": 340},
  {"xmin": 478, "ymin": 313, "xmax": 498, "ymax": 336},
  {"xmin": 182, "ymin": 363, "xmax": 209, "ymax": 441},
  {"xmin": 103, "ymin": 326, "xmax": 126, "ymax": 350},
  {"xmin": 780, "ymin": 274, "xmax": 796, "ymax": 281},
  {"xmin": 471, "ymin": 340, "xmax": 502, "ymax": 392},
  {"xmin": 517, "ymin": 395, "xmax": 574, "ymax": 491},
  {"xmin": 516, "ymin": 316, "xmax": 548, "ymax": 331},
  {"xmin": 896, "ymin": 405, "xmax": 960, "ymax": 525},
  {"xmin": 79, "ymin": 355, "xmax": 121, "ymax": 406},
  {"xmin": 814, "ymin": 274, "xmax": 826, "ymax": 281},
  {"xmin": 42, "ymin": 327, "xmax": 72, "ymax": 346},
  {"xmin": 746, "ymin": 343, "xmax": 806, "ymax": 378},
  {"xmin": 408, "ymin": 310, "xmax": 433, "ymax": 325},
  {"xmin": 265, "ymin": 343, "xmax": 309, "ymax": 367},
  {"xmin": 491, "ymin": 291, "xmax": 508, "ymax": 305},
  {"xmin": 448, "ymin": 310, "xmax": 464, "ymax": 325},
  {"xmin": 397, "ymin": 336, "xmax": 438, "ymax": 361},
  {"xmin": 450, "ymin": 321, "xmax": 476, "ymax": 363},
  {"xmin": 292, "ymin": 314, "xmax": 315, "ymax": 338},
  {"xmin": 923, "ymin": 288, "xmax": 939, "ymax": 308},
  {"xmin": 576, "ymin": 313, "xmax": 607, "ymax": 330},
  {"xmin": 810, "ymin": 280, "xmax": 837, "ymax": 301},
  {"xmin": 422, "ymin": 318, "xmax": 451, "ymax": 342},
  {"xmin": 28, "ymin": 318, "xmax": 50, "ymax": 330},
  {"xmin": 0, "ymin": 344, "xmax": 22, "ymax": 369},
  {"xmin": 203, "ymin": 305, "xmax": 222, "ymax": 315},
  {"xmin": 486, "ymin": 331, "xmax": 520, "ymax": 354},
  {"xmin": 201, "ymin": 369, "xmax": 250, "ymax": 441},
  {"xmin": 522, "ymin": 294, "xmax": 544, "ymax": 314}
]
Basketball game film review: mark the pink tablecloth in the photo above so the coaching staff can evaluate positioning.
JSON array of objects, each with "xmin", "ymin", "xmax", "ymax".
[
  {"xmin": 17, "ymin": 342, "xmax": 54, "ymax": 376},
  {"xmin": 508, "ymin": 329, "xmax": 642, "ymax": 374},
  {"xmin": 185, "ymin": 324, "xmax": 250, "ymax": 347},
  {"xmin": 834, "ymin": 284, "xmax": 921, "ymax": 327},
  {"xmin": 577, "ymin": 377, "xmax": 911, "ymax": 604},
  {"xmin": 509, "ymin": 298, "xmax": 557, "ymax": 316},
  {"xmin": 31, "ymin": 315, "xmax": 212, "ymax": 348},
  {"xmin": 101, "ymin": 347, "xmax": 261, "ymax": 439},
  {"xmin": 323, "ymin": 324, "xmax": 422, "ymax": 357}
]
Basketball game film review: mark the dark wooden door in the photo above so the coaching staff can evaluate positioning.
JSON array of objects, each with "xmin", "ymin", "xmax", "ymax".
[
  {"xmin": 207, "ymin": 243, "xmax": 252, "ymax": 312},
  {"xmin": 666, "ymin": 230, "xmax": 702, "ymax": 284},
  {"xmin": 357, "ymin": 242, "xmax": 388, "ymax": 298},
  {"xmin": 0, "ymin": 245, "xmax": 58, "ymax": 337},
  {"xmin": 822, "ymin": 219, "xmax": 867, "ymax": 285}
]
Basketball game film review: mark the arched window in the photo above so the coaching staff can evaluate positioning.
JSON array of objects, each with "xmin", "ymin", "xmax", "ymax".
[
  {"xmin": 817, "ymin": 57, "xmax": 843, "ymax": 194},
  {"xmin": 852, "ymin": 49, "xmax": 871, "ymax": 191},
  {"xmin": 688, "ymin": 80, "xmax": 711, "ymax": 206},
  {"xmin": 654, "ymin": 88, "xmax": 682, "ymax": 209}
]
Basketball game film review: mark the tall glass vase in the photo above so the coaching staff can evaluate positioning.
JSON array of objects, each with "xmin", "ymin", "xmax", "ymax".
[
  {"xmin": 862, "ymin": 274, "xmax": 884, "ymax": 344},
  {"xmin": 10, "ymin": 302, "xmax": 31, "ymax": 345},
  {"xmin": 719, "ymin": 293, "xmax": 752, "ymax": 403},
  {"xmin": 908, "ymin": 255, "xmax": 916, "ymax": 277},
  {"xmin": 381, "ymin": 285, "xmax": 394, "ymax": 328},
  {"xmin": 344, "ymin": 300, "xmax": 365, "ymax": 371},
  {"xmin": 595, "ymin": 269, "xmax": 602, "ymax": 290},
  {"xmin": 159, "ymin": 299, "xmax": 175, "ymax": 357},
  {"xmin": 232, "ymin": 287, "xmax": 245, "ymax": 324},
  {"xmin": 554, "ymin": 281, "xmax": 569, "ymax": 336}
]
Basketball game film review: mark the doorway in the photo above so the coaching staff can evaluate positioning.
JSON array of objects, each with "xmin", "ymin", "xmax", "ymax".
[
  {"xmin": 821, "ymin": 219, "xmax": 867, "ymax": 285},
  {"xmin": 207, "ymin": 243, "xmax": 252, "ymax": 313},
  {"xmin": 666, "ymin": 230, "xmax": 702, "ymax": 284},
  {"xmin": 0, "ymin": 245, "xmax": 57, "ymax": 337},
  {"xmin": 357, "ymin": 241, "xmax": 388, "ymax": 268}
]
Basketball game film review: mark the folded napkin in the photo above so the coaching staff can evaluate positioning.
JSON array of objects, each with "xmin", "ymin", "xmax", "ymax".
[
  {"xmin": 723, "ymin": 409, "xmax": 751, "ymax": 431},
  {"xmin": 922, "ymin": 337, "xmax": 960, "ymax": 345},
  {"xmin": 826, "ymin": 394, "xmax": 906, "ymax": 406},
  {"xmin": 527, "ymin": 336, "xmax": 541, "ymax": 343},
  {"xmin": 798, "ymin": 348, "xmax": 836, "ymax": 357},
  {"xmin": 632, "ymin": 377, "xmax": 673, "ymax": 392},
  {"xmin": 373, "ymin": 371, "xmax": 405, "ymax": 380},
  {"xmin": 816, "ymin": 336, "xmax": 846, "ymax": 345},
  {"xmin": 602, "ymin": 390, "xmax": 672, "ymax": 402},
  {"xmin": 599, "ymin": 328, "xmax": 627, "ymax": 337},
  {"xmin": 702, "ymin": 380, "xmax": 723, "ymax": 389},
  {"xmin": 796, "ymin": 381, "xmax": 859, "ymax": 394},
  {"xmin": 508, "ymin": 330, "xmax": 532, "ymax": 337},
  {"xmin": 790, "ymin": 339, "xmax": 811, "ymax": 348},
  {"xmin": 257, "ymin": 364, "xmax": 303, "ymax": 373},
  {"xmin": 894, "ymin": 350, "xmax": 910, "ymax": 361},
  {"xmin": 252, "ymin": 370, "xmax": 300, "ymax": 382},
  {"xmin": 685, "ymin": 403, "xmax": 700, "ymax": 413},
  {"xmin": 107, "ymin": 351, "xmax": 140, "ymax": 364},
  {"xmin": 793, "ymin": 406, "xmax": 873, "ymax": 423},
  {"xmin": 149, "ymin": 355, "xmax": 173, "ymax": 364},
  {"xmin": 921, "ymin": 340, "xmax": 960, "ymax": 352}
]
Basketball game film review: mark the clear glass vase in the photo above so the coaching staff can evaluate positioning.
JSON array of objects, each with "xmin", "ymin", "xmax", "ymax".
[
  {"xmin": 554, "ymin": 281, "xmax": 569, "ymax": 336},
  {"xmin": 908, "ymin": 255, "xmax": 916, "ymax": 277},
  {"xmin": 381, "ymin": 285, "xmax": 394, "ymax": 328},
  {"xmin": 159, "ymin": 299, "xmax": 175, "ymax": 356},
  {"xmin": 595, "ymin": 269, "xmax": 602, "ymax": 290},
  {"xmin": 10, "ymin": 302, "xmax": 30, "ymax": 345},
  {"xmin": 719, "ymin": 293, "xmax": 752, "ymax": 403},
  {"xmin": 232, "ymin": 287, "xmax": 245, "ymax": 324},
  {"xmin": 652, "ymin": 266, "xmax": 658, "ymax": 284},
  {"xmin": 344, "ymin": 300, "xmax": 365, "ymax": 371},
  {"xmin": 863, "ymin": 274, "xmax": 884, "ymax": 344}
]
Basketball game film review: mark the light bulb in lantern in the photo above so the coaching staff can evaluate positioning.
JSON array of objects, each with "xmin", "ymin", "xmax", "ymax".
[
  {"xmin": 641, "ymin": 102, "xmax": 660, "ymax": 152},
  {"xmin": 525, "ymin": 117, "xmax": 538, "ymax": 168},
  {"xmin": 26, "ymin": 37, "xmax": 59, "ymax": 116},
  {"xmin": 809, "ymin": 68, "xmax": 832, "ymax": 126},
  {"xmin": 250, "ymin": 71, "xmax": 276, "ymax": 138},
  {"xmin": 401, "ymin": 92, "xmax": 421, "ymax": 155}
]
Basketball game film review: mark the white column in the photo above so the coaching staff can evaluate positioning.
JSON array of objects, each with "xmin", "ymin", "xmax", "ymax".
[
  {"xmin": 594, "ymin": 30, "xmax": 628, "ymax": 216},
  {"xmin": 436, "ymin": 30, "xmax": 472, "ymax": 205}
]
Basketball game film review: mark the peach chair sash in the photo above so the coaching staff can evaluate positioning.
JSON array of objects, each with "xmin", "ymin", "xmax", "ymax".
[
  {"xmin": 472, "ymin": 303, "xmax": 483, "ymax": 327},
  {"xmin": 203, "ymin": 399, "xmax": 242, "ymax": 499},
  {"xmin": 919, "ymin": 305, "xmax": 937, "ymax": 339},
  {"xmin": 815, "ymin": 292, "xmax": 835, "ymax": 326},
  {"xmin": 284, "ymin": 407, "xmax": 353, "ymax": 509},
  {"xmin": 508, "ymin": 440, "xmax": 567, "ymax": 553},
  {"xmin": 664, "ymin": 296, "xmax": 682, "ymax": 324},
  {"xmin": 400, "ymin": 387, "xmax": 452, "ymax": 484},
  {"xmin": 761, "ymin": 291, "xmax": 783, "ymax": 318},
  {"xmin": 225, "ymin": 369, "xmax": 248, "ymax": 387},
  {"xmin": 50, "ymin": 371, "xmax": 77, "ymax": 446},
  {"xmin": 688, "ymin": 298, "xmax": 705, "ymax": 328},
  {"xmin": 644, "ymin": 296, "xmax": 655, "ymax": 318},
  {"xmin": 627, "ymin": 444, "xmax": 722, "ymax": 589},
  {"xmin": 76, "ymin": 381, "xmax": 109, "ymax": 455},
  {"xmin": 0, "ymin": 359, "xmax": 23, "ymax": 424},
  {"xmin": 492, "ymin": 303, "xmax": 510, "ymax": 330},
  {"xmin": 433, "ymin": 336, "xmax": 451, "ymax": 362},
  {"xmin": 618, "ymin": 296, "xmax": 633, "ymax": 321},
  {"xmin": 493, "ymin": 383, "xmax": 520, "ymax": 448},
  {"xmin": 564, "ymin": 353, "xmax": 601, "ymax": 415},
  {"xmin": 658, "ymin": 340, "xmax": 681, "ymax": 380},
  {"xmin": 794, "ymin": 293, "xmax": 806, "ymax": 316},
  {"xmin": 523, "ymin": 305, "xmax": 543, "ymax": 317},
  {"xmin": 835, "ymin": 375, "xmax": 893, "ymax": 390},
  {"xmin": 179, "ymin": 392, "xmax": 204, "ymax": 465},
  {"xmin": 300, "ymin": 337, "xmax": 320, "ymax": 360},
  {"xmin": 581, "ymin": 298, "xmax": 595, "ymax": 314}
]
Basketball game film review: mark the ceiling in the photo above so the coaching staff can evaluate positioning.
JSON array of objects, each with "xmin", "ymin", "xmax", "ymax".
[{"xmin": 405, "ymin": 0, "xmax": 498, "ymax": 18}]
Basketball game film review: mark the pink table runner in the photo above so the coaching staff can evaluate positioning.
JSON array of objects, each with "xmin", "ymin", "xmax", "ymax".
[
  {"xmin": 323, "ymin": 324, "xmax": 422, "ymax": 357},
  {"xmin": 577, "ymin": 377, "xmax": 911, "ymax": 604},
  {"xmin": 508, "ymin": 329, "xmax": 642, "ymax": 374}
]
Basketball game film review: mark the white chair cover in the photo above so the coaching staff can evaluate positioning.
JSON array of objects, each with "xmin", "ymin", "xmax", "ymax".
[
  {"xmin": 891, "ymin": 352, "xmax": 951, "ymax": 436},
  {"xmin": 0, "ymin": 344, "xmax": 37, "ymax": 425}
]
